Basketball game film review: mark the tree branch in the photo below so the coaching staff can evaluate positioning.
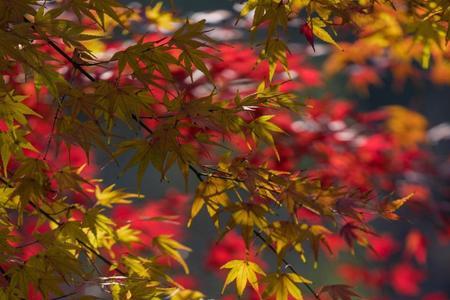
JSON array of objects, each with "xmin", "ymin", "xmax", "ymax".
[
  {"xmin": 0, "ymin": 175, "xmax": 126, "ymax": 276},
  {"xmin": 187, "ymin": 165, "xmax": 321, "ymax": 299},
  {"xmin": 254, "ymin": 230, "xmax": 321, "ymax": 299},
  {"xmin": 37, "ymin": 31, "xmax": 322, "ymax": 300}
]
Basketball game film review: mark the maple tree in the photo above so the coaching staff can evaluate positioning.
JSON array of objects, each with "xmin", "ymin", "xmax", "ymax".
[{"xmin": 0, "ymin": 0, "xmax": 449, "ymax": 299}]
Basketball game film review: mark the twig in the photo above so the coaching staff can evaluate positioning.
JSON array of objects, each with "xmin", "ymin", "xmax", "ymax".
[
  {"xmin": 254, "ymin": 230, "xmax": 321, "ymax": 300},
  {"xmin": 15, "ymin": 239, "xmax": 40, "ymax": 249},
  {"xmin": 44, "ymin": 38, "xmax": 96, "ymax": 82},
  {"xmin": 43, "ymin": 71, "xmax": 77, "ymax": 160},
  {"xmin": 0, "ymin": 266, "xmax": 11, "ymax": 282},
  {"xmin": 28, "ymin": 200, "xmax": 126, "ymax": 275},
  {"xmin": 43, "ymin": 36, "xmax": 154, "ymax": 139},
  {"xmin": 37, "ymin": 29, "xmax": 323, "ymax": 300},
  {"xmin": 0, "ymin": 265, "xmax": 27, "ymax": 299},
  {"xmin": 0, "ymin": 175, "xmax": 126, "ymax": 277},
  {"xmin": 188, "ymin": 165, "xmax": 205, "ymax": 182},
  {"xmin": 187, "ymin": 165, "xmax": 321, "ymax": 299},
  {"xmin": 51, "ymin": 291, "xmax": 78, "ymax": 300}
]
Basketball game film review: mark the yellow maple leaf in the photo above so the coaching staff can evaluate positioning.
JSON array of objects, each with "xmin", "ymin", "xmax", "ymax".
[
  {"xmin": 385, "ymin": 105, "xmax": 428, "ymax": 148},
  {"xmin": 380, "ymin": 193, "xmax": 413, "ymax": 220},
  {"xmin": 171, "ymin": 289, "xmax": 205, "ymax": 300},
  {"xmin": 145, "ymin": 2, "xmax": 178, "ymax": 31},
  {"xmin": 94, "ymin": 184, "xmax": 141, "ymax": 208},
  {"xmin": 220, "ymin": 259, "xmax": 266, "ymax": 296},
  {"xmin": 152, "ymin": 235, "xmax": 192, "ymax": 274},
  {"xmin": 263, "ymin": 272, "xmax": 312, "ymax": 300}
]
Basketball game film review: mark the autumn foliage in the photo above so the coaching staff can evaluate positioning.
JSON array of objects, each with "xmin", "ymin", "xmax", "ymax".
[{"xmin": 0, "ymin": 1, "xmax": 449, "ymax": 299}]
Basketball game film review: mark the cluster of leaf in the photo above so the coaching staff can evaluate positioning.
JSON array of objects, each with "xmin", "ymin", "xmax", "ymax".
[
  {"xmin": 239, "ymin": 1, "xmax": 450, "ymax": 87},
  {"xmin": 239, "ymin": 0, "xmax": 389, "ymax": 80},
  {"xmin": 0, "ymin": 1, "xmax": 201, "ymax": 299},
  {"xmin": 322, "ymin": 0, "xmax": 450, "ymax": 85},
  {"xmin": 0, "ymin": 0, "xmax": 447, "ymax": 299}
]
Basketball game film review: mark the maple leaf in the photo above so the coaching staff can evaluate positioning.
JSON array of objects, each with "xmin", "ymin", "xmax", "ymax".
[
  {"xmin": 145, "ymin": 2, "xmax": 178, "ymax": 31},
  {"xmin": 340, "ymin": 222, "xmax": 375, "ymax": 251},
  {"xmin": 226, "ymin": 202, "xmax": 270, "ymax": 248},
  {"xmin": 263, "ymin": 272, "xmax": 312, "ymax": 300},
  {"xmin": 0, "ymin": 91, "xmax": 41, "ymax": 126},
  {"xmin": 300, "ymin": 18, "xmax": 342, "ymax": 53},
  {"xmin": 171, "ymin": 289, "xmax": 205, "ymax": 300},
  {"xmin": 188, "ymin": 177, "xmax": 232, "ymax": 228},
  {"xmin": 220, "ymin": 259, "xmax": 265, "ymax": 296},
  {"xmin": 379, "ymin": 194, "xmax": 413, "ymax": 220},
  {"xmin": 311, "ymin": 18, "xmax": 341, "ymax": 50},
  {"xmin": 405, "ymin": 230, "xmax": 427, "ymax": 264},
  {"xmin": 300, "ymin": 23, "xmax": 315, "ymax": 51},
  {"xmin": 390, "ymin": 263, "xmax": 425, "ymax": 296},
  {"xmin": 249, "ymin": 115, "xmax": 284, "ymax": 160},
  {"xmin": 152, "ymin": 235, "xmax": 192, "ymax": 274},
  {"xmin": 319, "ymin": 284, "xmax": 361, "ymax": 300},
  {"xmin": 94, "ymin": 184, "xmax": 142, "ymax": 208}
]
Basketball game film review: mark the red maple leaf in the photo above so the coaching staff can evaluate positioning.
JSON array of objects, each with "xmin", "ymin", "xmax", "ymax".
[{"xmin": 300, "ymin": 23, "xmax": 315, "ymax": 51}]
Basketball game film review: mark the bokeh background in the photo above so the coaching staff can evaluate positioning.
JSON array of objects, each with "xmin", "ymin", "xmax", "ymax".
[{"xmin": 98, "ymin": 1, "xmax": 450, "ymax": 299}]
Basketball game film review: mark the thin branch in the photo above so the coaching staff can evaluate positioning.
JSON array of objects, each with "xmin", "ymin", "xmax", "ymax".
[
  {"xmin": 189, "ymin": 165, "xmax": 205, "ymax": 182},
  {"xmin": 24, "ymin": 203, "xmax": 123, "ymax": 274},
  {"xmin": 254, "ymin": 230, "xmax": 321, "ymax": 300},
  {"xmin": 51, "ymin": 291, "xmax": 79, "ymax": 300},
  {"xmin": 43, "ymin": 70, "xmax": 77, "ymax": 160},
  {"xmin": 42, "ymin": 98, "xmax": 63, "ymax": 160},
  {"xmin": 0, "ymin": 175, "xmax": 126, "ymax": 277},
  {"xmin": 131, "ymin": 114, "xmax": 153, "ymax": 134},
  {"xmin": 15, "ymin": 239, "xmax": 40, "ymax": 249},
  {"xmin": 28, "ymin": 201, "xmax": 126, "ymax": 276},
  {"xmin": 42, "ymin": 35, "xmax": 155, "ymax": 139},
  {"xmin": 35, "ymin": 28, "xmax": 323, "ymax": 300},
  {"xmin": 44, "ymin": 38, "xmax": 96, "ymax": 82},
  {"xmin": 0, "ymin": 175, "xmax": 14, "ymax": 189},
  {"xmin": 0, "ymin": 266, "xmax": 11, "ymax": 282},
  {"xmin": 0, "ymin": 266, "xmax": 27, "ymax": 300},
  {"xmin": 187, "ymin": 165, "xmax": 321, "ymax": 299}
]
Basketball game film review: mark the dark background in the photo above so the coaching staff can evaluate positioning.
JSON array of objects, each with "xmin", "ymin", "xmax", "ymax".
[{"xmin": 102, "ymin": 1, "xmax": 450, "ymax": 298}]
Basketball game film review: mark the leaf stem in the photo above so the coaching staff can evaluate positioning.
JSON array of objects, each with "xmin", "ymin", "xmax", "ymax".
[{"xmin": 187, "ymin": 165, "xmax": 321, "ymax": 299}]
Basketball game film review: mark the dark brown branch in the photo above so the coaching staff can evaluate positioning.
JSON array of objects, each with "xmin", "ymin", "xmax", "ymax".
[
  {"xmin": 36, "ymin": 29, "xmax": 322, "ymax": 300},
  {"xmin": 187, "ymin": 165, "xmax": 321, "ymax": 299},
  {"xmin": 0, "ymin": 175, "xmax": 126, "ymax": 276},
  {"xmin": 0, "ymin": 257, "xmax": 27, "ymax": 299},
  {"xmin": 45, "ymin": 38, "xmax": 97, "ymax": 82},
  {"xmin": 254, "ymin": 230, "xmax": 321, "ymax": 300},
  {"xmin": 43, "ymin": 36, "xmax": 154, "ymax": 137},
  {"xmin": 51, "ymin": 291, "xmax": 78, "ymax": 300},
  {"xmin": 28, "ymin": 201, "xmax": 126, "ymax": 276},
  {"xmin": 189, "ymin": 165, "xmax": 205, "ymax": 182},
  {"xmin": 43, "ymin": 69, "xmax": 77, "ymax": 160},
  {"xmin": 0, "ymin": 266, "xmax": 11, "ymax": 283}
]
